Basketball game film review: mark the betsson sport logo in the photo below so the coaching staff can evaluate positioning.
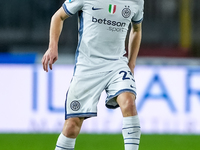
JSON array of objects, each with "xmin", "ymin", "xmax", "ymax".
[{"xmin": 91, "ymin": 4, "xmax": 127, "ymax": 32}]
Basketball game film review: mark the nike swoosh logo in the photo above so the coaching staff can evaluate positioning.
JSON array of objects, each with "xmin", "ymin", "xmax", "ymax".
[
  {"xmin": 128, "ymin": 131, "xmax": 138, "ymax": 134},
  {"xmin": 92, "ymin": 7, "xmax": 102, "ymax": 10}
]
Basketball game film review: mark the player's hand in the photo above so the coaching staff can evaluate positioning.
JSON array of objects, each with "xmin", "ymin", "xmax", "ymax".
[{"xmin": 42, "ymin": 48, "xmax": 58, "ymax": 72}]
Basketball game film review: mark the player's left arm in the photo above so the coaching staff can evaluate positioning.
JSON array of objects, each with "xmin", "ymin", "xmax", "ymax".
[{"xmin": 128, "ymin": 23, "xmax": 142, "ymax": 74}]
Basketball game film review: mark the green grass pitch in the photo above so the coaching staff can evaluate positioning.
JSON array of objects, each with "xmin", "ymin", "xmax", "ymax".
[{"xmin": 0, "ymin": 133, "xmax": 199, "ymax": 150}]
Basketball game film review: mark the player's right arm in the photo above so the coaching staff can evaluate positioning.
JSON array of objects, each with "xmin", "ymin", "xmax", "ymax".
[{"xmin": 42, "ymin": 7, "xmax": 69, "ymax": 72}]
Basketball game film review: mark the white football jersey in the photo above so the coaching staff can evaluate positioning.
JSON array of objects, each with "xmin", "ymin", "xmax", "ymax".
[{"xmin": 62, "ymin": 0, "xmax": 144, "ymax": 75}]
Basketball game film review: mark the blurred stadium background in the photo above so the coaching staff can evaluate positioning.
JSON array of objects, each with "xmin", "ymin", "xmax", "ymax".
[{"xmin": 0, "ymin": 0, "xmax": 200, "ymax": 149}]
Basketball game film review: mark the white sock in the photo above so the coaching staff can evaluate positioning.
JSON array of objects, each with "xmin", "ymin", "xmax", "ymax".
[
  {"xmin": 55, "ymin": 133, "xmax": 76, "ymax": 150},
  {"xmin": 122, "ymin": 115, "xmax": 141, "ymax": 150}
]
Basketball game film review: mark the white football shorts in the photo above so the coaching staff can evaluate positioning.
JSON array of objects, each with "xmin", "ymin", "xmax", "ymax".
[{"xmin": 65, "ymin": 65, "xmax": 137, "ymax": 119}]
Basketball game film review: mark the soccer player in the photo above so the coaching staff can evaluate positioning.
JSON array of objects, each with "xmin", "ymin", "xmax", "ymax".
[{"xmin": 42, "ymin": 0, "xmax": 144, "ymax": 149}]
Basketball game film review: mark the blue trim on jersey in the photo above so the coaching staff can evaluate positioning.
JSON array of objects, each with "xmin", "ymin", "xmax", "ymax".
[
  {"xmin": 107, "ymin": 89, "xmax": 137, "ymax": 100},
  {"xmin": 62, "ymin": 4, "xmax": 73, "ymax": 16},
  {"xmin": 73, "ymin": 11, "xmax": 83, "ymax": 75},
  {"xmin": 65, "ymin": 91, "xmax": 69, "ymax": 120},
  {"xmin": 132, "ymin": 18, "xmax": 143, "ymax": 24},
  {"xmin": 65, "ymin": 112, "xmax": 97, "ymax": 119},
  {"xmin": 105, "ymin": 89, "xmax": 136, "ymax": 109}
]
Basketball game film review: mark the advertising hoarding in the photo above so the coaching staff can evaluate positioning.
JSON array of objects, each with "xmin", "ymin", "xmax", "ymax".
[{"xmin": 0, "ymin": 64, "xmax": 200, "ymax": 133}]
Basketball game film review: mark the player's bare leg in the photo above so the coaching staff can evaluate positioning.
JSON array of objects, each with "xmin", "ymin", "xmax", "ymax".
[
  {"xmin": 117, "ymin": 92, "xmax": 141, "ymax": 150},
  {"xmin": 55, "ymin": 117, "xmax": 84, "ymax": 150},
  {"xmin": 117, "ymin": 92, "xmax": 137, "ymax": 117},
  {"xmin": 62, "ymin": 117, "xmax": 84, "ymax": 138}
]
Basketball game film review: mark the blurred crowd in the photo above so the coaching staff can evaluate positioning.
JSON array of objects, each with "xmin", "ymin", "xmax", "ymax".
[{"xmin": 0, "ymin": 0, "xmax": 199, "ymax": 57}]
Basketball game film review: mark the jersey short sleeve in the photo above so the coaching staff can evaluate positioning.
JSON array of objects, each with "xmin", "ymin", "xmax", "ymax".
[
  {"xmin": 62, "ymin": 0, "xmax": 83, "ymax": 17},
  {"xmin": 131, "ymin": 0, "xmax": 144, "ymax": 24}
]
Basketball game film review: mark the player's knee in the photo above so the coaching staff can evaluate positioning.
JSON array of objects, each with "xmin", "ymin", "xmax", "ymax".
[
  {"xmin": 123, "ymin": 97, "xmax": 136, "ymax": 111},
  {"xmin": 62, "ymin": 119, "xmax": 81, "ymax": 138},
  {"xmin": 120, "ymin": 93, "xmax": 135, "ymax": 106},
  {"xmin": 117, "ymin": 93, "xmax": 137, "ymax": 116}
]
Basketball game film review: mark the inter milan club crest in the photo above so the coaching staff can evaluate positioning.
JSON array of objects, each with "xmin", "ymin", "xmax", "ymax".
[
  {"xmin": 122, "ymin": 6, "xmax": 131, "ymax": 18},
  {"xmin": 70, "ymin": 101, "xmax": 81, "ymax": 111},
  {"xmin": 109, "ymin": 4, "xmax": 116, "ymax": 14}
]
